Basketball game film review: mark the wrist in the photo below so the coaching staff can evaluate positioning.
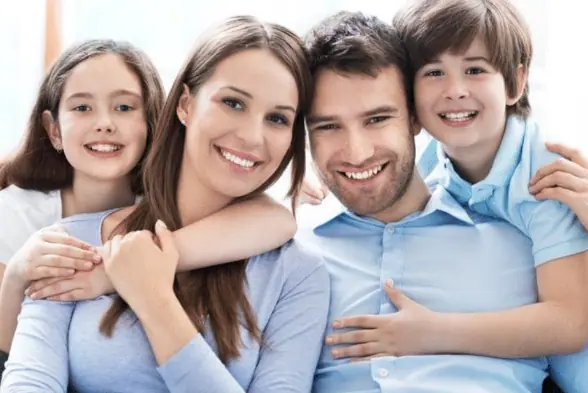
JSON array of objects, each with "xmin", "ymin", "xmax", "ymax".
[
  {"xmin": 133, "ymin": 290, "xmax": 179, "ymax": 323},
  {"xmin": 3, "ymin": 263, "xmax": 27, "ymax": 293},
  {"xmin": 426, "ymin": 312, "xmax": 458, "ymax": 354}
]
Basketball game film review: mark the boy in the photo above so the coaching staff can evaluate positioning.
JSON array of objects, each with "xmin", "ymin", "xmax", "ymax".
[{"xmin": 394, "ymin": 0, "xmax": 588, "ymax": 392}]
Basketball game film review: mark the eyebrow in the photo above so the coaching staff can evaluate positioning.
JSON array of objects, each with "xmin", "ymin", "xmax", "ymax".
[
  {"xmin": 307, "ymin": 105, "xmax": 399, "ymax": 125},
  {"xmin": 425, "ymin": 55, "xmax": 491, "ymax": 65},
  {"xmin": 221, "ymin": 85, "xmax": 296, "ymax": 114},
  {"xmin": 64, "ymin": 89, "xmax": 142, "ymax": 101},
  {"xmin": 464, "ymin": 56, "xmax": 491, "ymax": 63}
]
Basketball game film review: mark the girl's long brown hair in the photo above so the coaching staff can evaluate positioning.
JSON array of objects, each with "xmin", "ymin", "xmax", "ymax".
[
  {"xmin": 99, "ymin": 16, "xmax": 312, "ymax": 363},
  {"xmin": 0, "ymin": 40, "xmax": 165, "ymax": 194}
]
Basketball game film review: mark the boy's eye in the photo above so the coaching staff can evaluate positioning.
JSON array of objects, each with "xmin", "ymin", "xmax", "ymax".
[
  {"xmin": 423, "ymin": 69, "xmax": 443, "ymax": 77},
  {"xmin": 466, "ymin": 67, "xmax": 485, "ymax": 75},
  {"xmin": 74, "ymin": 105, "xmax": 90, "ymax": 112}
]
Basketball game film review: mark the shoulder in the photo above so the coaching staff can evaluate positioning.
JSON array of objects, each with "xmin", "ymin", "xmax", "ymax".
[
  {"xmin": 60, "ymin": 210, "xmax": 116, "ymax": 247},
  {"xmin": 249, "ymin": 239, "xmax": 329, "ymax": 290},
  {"xmin": 518, "ymin": 117, "xmax": 561, "ymax": 171},
  {"xmin": 0, "ymin": 186, "xmax": 61, "ymax": 261},
  {"xmin": 0, "ymin": 185, "xmax": 60, "ymax": 214}
]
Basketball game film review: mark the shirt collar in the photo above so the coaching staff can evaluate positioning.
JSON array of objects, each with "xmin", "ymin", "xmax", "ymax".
[
  {"xmin": 434, "ymin": 115, "xmax": 528, "ymax": 198},
  {"xmin": 312, "ymin": 183, "xmax": 474, "ymax": 235}
]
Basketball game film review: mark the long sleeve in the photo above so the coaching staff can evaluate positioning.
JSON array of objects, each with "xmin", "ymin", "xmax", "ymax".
[
  {"xmin": 1, "ymin": 298, "xmax": 74, "ymax": 392},
  {"xmin": 156, "ymin": 262, "xmax": 330, "ymax": 393}
]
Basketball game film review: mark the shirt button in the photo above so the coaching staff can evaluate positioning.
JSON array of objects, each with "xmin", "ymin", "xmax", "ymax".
[
  {"xmin": 386, "ymin": 226, "xmax": 395, "ymax": 234},
  {"xmin": 378, "ymin": 368, "xmax": 389, "ymax": 378}
]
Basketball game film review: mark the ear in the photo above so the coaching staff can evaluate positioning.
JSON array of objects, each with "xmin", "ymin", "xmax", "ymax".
[
  {"xmin": 42, "ymin": 110, "xmax": 62, "ymax": 150},
  {"xmin": 410, "ymin": 115, "xmax": 422, "ymax": 137},
  {"xmin": 506, "ymin": 64, "xmax": 528, "ymax": 106},
  {"xmin": 176, "ymin": 84, "xmax": 192, "ymax": 126}
]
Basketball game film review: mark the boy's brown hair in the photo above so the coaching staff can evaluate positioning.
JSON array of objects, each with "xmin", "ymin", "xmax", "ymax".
[{"xmin": 393, "ymin": 0, "xmax": 533, "ymax": 117}]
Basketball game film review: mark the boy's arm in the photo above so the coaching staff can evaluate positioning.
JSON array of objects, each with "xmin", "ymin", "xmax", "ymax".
[
  {"xmin": 432, "ymin": 252, "xmax": 588, "ymax": 357},
  {"xmin": 174, "ymin": 193, "xmax": 297, "ymax": 270},
  {"xmin": 327, "ymin": 258, "xmax": 587, "ymax": 360}
]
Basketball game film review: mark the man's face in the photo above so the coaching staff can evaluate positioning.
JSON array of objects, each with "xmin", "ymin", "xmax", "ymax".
[{"xmin": 307, "ymin": 67, "xmax": 418, "ymax": 217}]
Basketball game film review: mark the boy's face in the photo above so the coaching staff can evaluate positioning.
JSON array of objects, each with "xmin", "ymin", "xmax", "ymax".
[{"xmin": 413, "ymin": 35, "xmax": 522, "ymax": 157}]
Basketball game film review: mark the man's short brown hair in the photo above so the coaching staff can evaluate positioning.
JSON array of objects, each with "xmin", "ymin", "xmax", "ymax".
[
  {"xmin": 393, "ymin": 0, "xmax": 533, "ymax": 118},
  {"xmin": 305, "ymin": 11, "xmax": 415, "ymax": 116}
]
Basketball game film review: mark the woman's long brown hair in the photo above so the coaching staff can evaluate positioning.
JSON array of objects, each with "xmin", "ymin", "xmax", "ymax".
[
  {"xmin": 99, "ymin": 16, "xmax": 312, "ymax": 363},
  {"xmin": 0, "ymin": 40, "xmax": 165, "ymax": 194}
]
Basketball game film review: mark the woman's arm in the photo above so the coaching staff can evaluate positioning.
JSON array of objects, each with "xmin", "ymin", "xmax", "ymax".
[
  {"xmin": 174, "ymin": 193, "xmax": 296, "ymax": 270},
  {"xmin": 0, "ymin": 298, "xmax": 73, "ymax": 392},
  {"xmin": 138, "ymin": 248, "xmax": 330, "ymax": 393},
  {"xmin": 106, "ymin": 225, "xmax": 329, "ymax": 393}
]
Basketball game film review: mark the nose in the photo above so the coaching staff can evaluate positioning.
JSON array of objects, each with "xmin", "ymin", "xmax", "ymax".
[
  {"xmin": 235, "ymin": 118, "xmax": 264, "ymax": 148},
  {"xmin": 95, "ymin": 110, "xmax": 116, "ymax": 134},
  {"xmin": 344, "ymin": 127, "xmax": 375, "ymax": 166},
  {"xmin": 443, "ymin": 74, "xmax": 469, "ymax": 101}
]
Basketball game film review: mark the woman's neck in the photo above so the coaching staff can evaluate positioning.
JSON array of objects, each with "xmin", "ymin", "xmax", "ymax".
[
  {"xmin": 176, "ymin": 162, "xmax": 233, "ymax": 227},
  {"xmin": 61, "ymin": 173, "xmax": 135, "ymax": 218}
]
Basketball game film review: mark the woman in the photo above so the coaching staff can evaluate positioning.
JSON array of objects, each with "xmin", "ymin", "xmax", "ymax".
[
  {"xmin": 0, "ymin": 38, "xmax": 299, "ymax": 371},
  {"xmin": 1, "ymin": 15, "xmax": 329, "ymax": 392}
]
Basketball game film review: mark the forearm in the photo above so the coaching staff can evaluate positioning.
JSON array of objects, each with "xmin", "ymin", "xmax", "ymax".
[
  {"xmin": 0, "ymin": 272, "xmax": 27, "ymax": 352},
  {"xmin": 136, "ymin": 293, "xmax": 199, "ymax": 365},
  {"xmin": 435, "ymin": 302, "xmax": 587, "ymax": 358},
  {"xmin": 136, "ymin": 294, "xmax": 245, "ymax": 393},
  {"xmin": 174, "ymin": 194, "xmax": 296, "ymax": 271}
]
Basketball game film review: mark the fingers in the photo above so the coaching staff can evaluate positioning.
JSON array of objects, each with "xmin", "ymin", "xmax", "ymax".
[
  {"xmin": 349, "ymin": 353, "xmax": 388, "ymax": 363},
  {"xmin": 25, "ymin": 276, "xmax": 65, "ymax": 296},
  {"xmin": 333, "ymin": 315, "xmax": 382, "ymax": 329},
  {"xmin": 28, "ymin": 277, "xmax": 78, "ymax": 299},
  {"xmin": 534, "ymin": 186, "xmax": 576, "ymax": 206},
  {"xmin": 25, "ymin": 266, "xmax": 75, "ymax": 281},
  {"xmin": 530, "ymin": 158, "xmax": 588, "ymax": 187},
  {"xmin": 383, "ymin": 280, "xmax": 413, "ymax": 309},
  {"xmin": 327, "ymin": 329, "xmax": 375, "ymax": 345},
  {"xmin": 40, "ymin": 230, "xmax": 96, "ymax": 252},
  {"xmin": 155, "ymin": 220, "xmax": 177, "ymax": 257},
  {"xmin": 332, "ymin": 342, "xmax": 380, "ymax": 359},
  {"xmin": 529, "ymin": 171, "xmax": 586, "ymax": 195},
  {"xmin": 42, "ymin": 243, "xmax": 100, "ymax": 264},
  {"xmin": 546, "ymin": 142, "xmax": 588, "ymax": 168}
]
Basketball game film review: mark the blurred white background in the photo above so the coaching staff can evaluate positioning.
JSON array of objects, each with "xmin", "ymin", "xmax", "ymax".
[{"xmin": 0, "ymin": 0, "xmax": 583, "ymax": 204}]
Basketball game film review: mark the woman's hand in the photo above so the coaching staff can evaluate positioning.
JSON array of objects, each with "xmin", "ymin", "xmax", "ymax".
[{"xmin": 102, "ymin": 220, "xmax": 179, "ymax": 317}]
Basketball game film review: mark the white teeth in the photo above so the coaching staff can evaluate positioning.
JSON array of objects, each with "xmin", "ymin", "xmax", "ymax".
[
  {"xmin": 440, "ymin": 111, "xmax": 477, "ymax": 120},
  {"xmin": 221, "ymin": 150, "xmax": 255, "ymax": 168},
  {"xmin": 86, "ymin": 143, "xmax": 121, "ymax": 152},
  {"xmin": 344, "ymin": 165, "xmax": 383, "ymax": 180}
]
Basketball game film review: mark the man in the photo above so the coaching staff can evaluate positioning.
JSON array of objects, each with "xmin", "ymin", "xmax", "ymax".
[{"xmin": 296, "ymin": 11, "xmax": 574, "ymax": 393}]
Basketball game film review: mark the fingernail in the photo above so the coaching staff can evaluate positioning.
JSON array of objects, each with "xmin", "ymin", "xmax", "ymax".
[
  {"xmin": 67, "ymin": 269, "xmax": 75, "ymax": 275},
  {"xmin": 385, "ymin": 279, "xmax": 394, "ymax": 288},
  {"xmin": 24, "ymin": 288, "xmax": 31, "ymax": 296},
  {"xmin": 156, "ymin": 220, "xmax": 168, "ymax": 230},
  {"xmin": 84, "ymin": 262, "xmax": 93, "ymax": 269},
  {"xmin": 326, "ymin": 336, "xmax": 333, "ymax": 345},
  {"xmin": 93, "ymin": 255, "xmax": 102, "ymax": 263},
  {"xmin": 332, "ymin": 320, "xmax": 342, "ymax": 329},
  {"xmin": 30, "ymin": 292, "xmax": 39, "ymax": 300},
  {"xmin": 332, "ymin": 350, "xmax": 340, "ymax": 358}
]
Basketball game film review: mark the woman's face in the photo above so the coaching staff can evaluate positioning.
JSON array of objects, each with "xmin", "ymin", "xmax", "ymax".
[{"xmin": 177, "ymin": 48, "xmax": 298, "ymax": 199}]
